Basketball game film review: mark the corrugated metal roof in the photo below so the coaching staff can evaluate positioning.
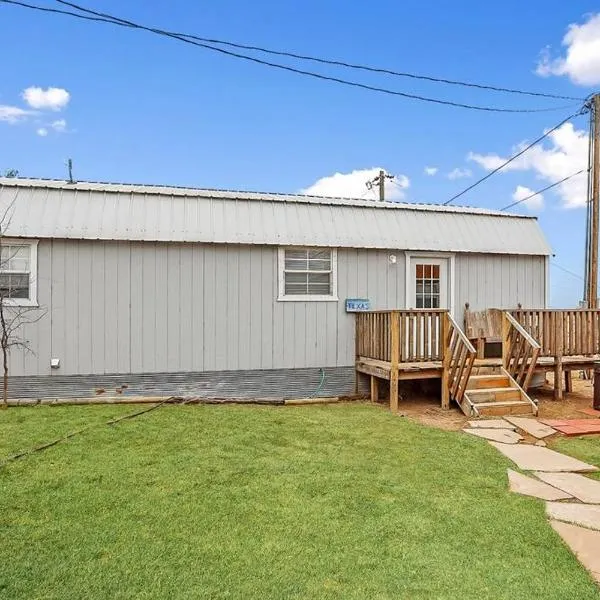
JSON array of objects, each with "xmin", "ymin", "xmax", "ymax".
[{"xmin": 0, "ymin": 178, "xmax": 551, "ymax": 255}]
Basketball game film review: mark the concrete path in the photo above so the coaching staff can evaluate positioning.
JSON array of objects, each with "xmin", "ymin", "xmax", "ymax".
[
  {"xmin": 489, "ymin": 442, "xmax": 599, "ymax": 473},
  {"xmin": 464, "ymin": 428, "xmax": 523, "ymax": 444},
  {"xmin": 550, "ymin": 521, "xmax": 600, "ymax": 584},
  {"xmin": 508, "ymin": 469, "xmax": 572, "ymax": 501},
  {"xmin": 467, "ymin": 419, "xmax": 515, "ymax": 429},
  {"xmin": 547, "ymin": 502, "xmax": 600, "ymax": 531},
  {"xmin": 504, "ymin": 417, "xmax": 557, "ymax": 439},
  {"xmin": 535, "ymin": 472, "xmax": 600, "ymax": 504}
]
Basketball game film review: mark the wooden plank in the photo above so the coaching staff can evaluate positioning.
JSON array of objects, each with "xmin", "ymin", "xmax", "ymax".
[
  {"xmin": 441, "ymin": 312, "xmax": 450, "ymax": 409},
  {"xmin": 408, "ymin": 314, "xmax": 414, "ymax": 362},
  {"xmin": 432, "ymin": 313, "xmax": 439, "ymax": 361},
  {"xmin": 565, "ymin": 370, "xmax": 573, "ymax": 394},
  {"xmin": 415, "ymin": 312, "xmax": 422, "ymax": 362},
  {"xmin": 390, "ymin": 311, "xmax": 400, "ymax": 412},
  {"xmin": 502, "ymin": 312, "xmax": 510, "ymax": 370},
  {"xmin": 423, "ymin": 312, "xmax": 430, "ymax": 361},
  {"xmin": 370, "ymin": 375, "xmax": 379, "ymax": 403}
]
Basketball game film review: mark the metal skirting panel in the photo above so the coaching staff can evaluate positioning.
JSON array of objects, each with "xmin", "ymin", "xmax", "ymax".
[{"xmin": 7, "ymin": 366, "xmax": 365, "ymax": 400}]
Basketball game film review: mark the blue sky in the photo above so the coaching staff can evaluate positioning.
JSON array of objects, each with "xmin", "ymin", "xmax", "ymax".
[{"xmin": 0, "ymin": 0, "xmax": 599, "ymax": 306}]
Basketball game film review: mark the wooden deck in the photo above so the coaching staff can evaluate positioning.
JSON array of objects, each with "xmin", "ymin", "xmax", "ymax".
[{"xmin": 356, "ymin": 307, "xmax": 600, "ymax": 415}]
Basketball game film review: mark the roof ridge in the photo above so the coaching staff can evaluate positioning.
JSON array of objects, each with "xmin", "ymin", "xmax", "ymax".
[{"xmin": 0, "ymin": 176, "xmax": 534, "ymax": 219}]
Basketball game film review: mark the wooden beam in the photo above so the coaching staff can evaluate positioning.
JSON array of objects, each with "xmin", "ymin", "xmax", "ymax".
[
  {"xmin": 441, "ymin": 312, "xmax": 451, "ymax": 409},
  {"xmin": 389, "ymin": 311, "xmax": 400, "ymax": 412},
  {"xmin": 565, "ymin": 370, "xmax": 573, "ymax": 394},
  {"xmin": 370, "ymin": 375, "xmax": 379, "ymax": 403}
]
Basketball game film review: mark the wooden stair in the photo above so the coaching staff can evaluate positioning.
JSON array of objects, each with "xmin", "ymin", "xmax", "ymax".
[{"xmin": 457, "ymin": 369, "xmax": 537, "ymax": 418}]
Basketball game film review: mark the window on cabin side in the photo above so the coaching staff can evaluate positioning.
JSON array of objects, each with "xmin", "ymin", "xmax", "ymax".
[
  {"xmin": 280, "ymin": 248, "xmax": 336, "ymax": 299},
  {"xmin": 0, "ymin": 242, "xmax": 37, "ymax": 305}
]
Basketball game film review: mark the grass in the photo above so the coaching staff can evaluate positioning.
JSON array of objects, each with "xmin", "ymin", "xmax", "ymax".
[
  {"xmin": 551, "ymin": 434, "xmax": 600, "ymax": 481},
  {"xmin": 1, "ymin": 403, "xmax": 599, "ymax": 600}
]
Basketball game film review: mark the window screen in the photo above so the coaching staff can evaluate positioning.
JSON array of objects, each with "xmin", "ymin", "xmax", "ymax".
[
  {"xmin": 415, "ymin": 263, "xmax": 440, "ymax": 308},
  {"xmin": 283, "ymin": 248, "xmax": 333, "ymax": 296},
  {"xmin": 0, "ymin": 245, "xmax": 31, "ymax": 299}
]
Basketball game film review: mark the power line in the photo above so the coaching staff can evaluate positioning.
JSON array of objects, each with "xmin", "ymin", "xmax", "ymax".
[
  {"xmin": 551, "ymin": 261, "xmax": 584, "ymax": 281},
  {"xmin": 45, "ymin": 2, "xmax": 583, "ymax": 103},
  {"xmin": 0, "ymin": 0, "xmax": 584, "ymax": 114},
  {"xmin": 499, "ymin": 169, "xmax": 587, "ymax": 211},
  {"xmin": 442, "ymin": 110, "xmax": 586, "ymax": 205}
]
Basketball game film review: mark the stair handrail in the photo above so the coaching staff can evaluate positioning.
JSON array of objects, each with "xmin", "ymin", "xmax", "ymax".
[
  {"xmin": 502, "ymin": 311, "xmax": 541, "ymax": 391},
  {"xmin": 445, "ymin": 313, "xmax": 477, "ymax": 403}
]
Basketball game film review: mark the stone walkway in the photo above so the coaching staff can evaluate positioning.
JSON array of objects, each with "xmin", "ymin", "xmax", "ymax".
[{"xmin": 463, "ymin": 417, "xmax": 600, "ymax": 585}]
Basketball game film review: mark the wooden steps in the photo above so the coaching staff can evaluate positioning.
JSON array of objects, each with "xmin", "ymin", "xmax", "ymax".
[{"xmin": 459, "ymin": 369, "xmax": 537, "ymax": 418}]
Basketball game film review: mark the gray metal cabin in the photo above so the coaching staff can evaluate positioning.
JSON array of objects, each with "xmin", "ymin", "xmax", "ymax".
[{"xmin": 0, "ymin": 178, "xmax": 550, "ymax": 397}]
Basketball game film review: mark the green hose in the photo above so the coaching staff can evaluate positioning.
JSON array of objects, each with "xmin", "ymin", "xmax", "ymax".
[{"xmin": 309, "ymin": 368, "xmax": 326, "ymax": 398}]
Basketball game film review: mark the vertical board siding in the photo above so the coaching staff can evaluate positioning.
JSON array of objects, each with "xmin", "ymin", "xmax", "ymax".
[
  {"xmin": 9, "ymin": 241, "xmax": 546, "ymax": 376},
  {"xmin": 454, "ymin": 254, "xmax": 547, "ymax": 327}
]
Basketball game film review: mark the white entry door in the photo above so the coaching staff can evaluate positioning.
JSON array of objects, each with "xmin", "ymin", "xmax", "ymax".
[{"xmin": 408, "ymin": 257, "xmax": 450, "ymax": 310}]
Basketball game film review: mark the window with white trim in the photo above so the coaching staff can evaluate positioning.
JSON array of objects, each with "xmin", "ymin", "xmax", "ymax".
[
  {"xmin": 0, "ymin": 240, "xmax": 38, "ymax": 305},
  {"xmin": 278, "ymin": 247, "xmax": 337, "ymax": 301}
]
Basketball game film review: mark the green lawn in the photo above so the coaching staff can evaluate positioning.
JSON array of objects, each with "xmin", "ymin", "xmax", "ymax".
[
  {"xmin": 1, "ymin": 403, "xmax": 599, "ymax": 599},
  {"xmin": 552, "ymin": 434, "xmax": 600, "ymax": 481}
]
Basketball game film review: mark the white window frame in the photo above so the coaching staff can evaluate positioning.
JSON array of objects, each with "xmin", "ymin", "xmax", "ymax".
[
  {"xmin": 0, "ymin": 238, "xmax": 38, "ymax": 307},
  {"xmin": 277, "ymin": 247, "xmax": 338, "ymax": 302},
  {"xmin": 404, "ymin": 251, "xmax": 455, "ymax": 316}
]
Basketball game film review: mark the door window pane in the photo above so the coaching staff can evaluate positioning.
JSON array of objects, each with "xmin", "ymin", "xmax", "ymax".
[{"xmin": 415, "ymin": 263, "xmax": 441, "ymax": 309}]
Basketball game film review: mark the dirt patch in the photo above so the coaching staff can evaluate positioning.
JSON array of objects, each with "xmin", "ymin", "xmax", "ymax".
[
  {"xmin": 370, "ymin": 372, "xmax": 600, "ymax": 433},
  {"xmin": 372, "ymin": 379, "xmax": 468, "ymax": 431},
  {"xmin": 532, "ymin": 372, "xmax": 597, "ymax": 420}
]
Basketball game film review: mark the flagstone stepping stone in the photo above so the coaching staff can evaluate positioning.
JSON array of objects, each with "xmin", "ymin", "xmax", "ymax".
[
  {"xmin": 467, "ymin": 419, "xmax": 515, "ymax": 429},
  {"xmin": 540, "ymin": 419, "xmax": 600, "ymax": 437},
  {"xmin": 579, "ymin": 407, "xmax": 600, "ymax": 418},
  {"xmin": 489, "ymin": 442, "xmax": 599, "ymax": 472},
  {"xmin": 535, "ymin": 472, "xmax": 600, "ymax": 503},
  {"xmin": 547, "ymin": 502, "xmax": 600, "ymax": 531},
  {"xmin": 464, "ymin": 428, "xmax": 522, "ymax": 443},
  {"xmin": 504, "ymin": 416, "xmax": 557, "ymax": 439},
  {"xmin": 508, "ymin": 469, "xmax": 572, "ymax": 501},
  {"xmin": 550, "ymin": 521, "xmax": 600, "ymax": 584}
]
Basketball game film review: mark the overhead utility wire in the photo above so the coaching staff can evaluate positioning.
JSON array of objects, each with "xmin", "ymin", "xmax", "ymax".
[
  {"xmin": 442, "ymin": 110, "xmax": 586, "ymax": 205},
  {"xmin": 551, "ymin": 261, "xmax": 584, "ymax": 281},
  {"xmin": 47, "ymin": 1, "xmax": 582, "ymax": 102},
  {"xmin": 0, "ymin": 0, "xmax": 581, "ymax": 114},
  {"xmin": 499, "ymin": 169, "xmax": 587, "ymax": 211}
]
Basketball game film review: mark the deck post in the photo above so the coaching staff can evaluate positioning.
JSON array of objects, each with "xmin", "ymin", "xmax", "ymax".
[
  {"xmin": 370, "ymin": 375, "xmax": 379, "ymax": 403},
  {"xmin": 501, "ymin": 311, "xmax": 510, "ymax": 371},
  {"xmin": 554, "ymin": 315, "xmax": 564, "ymax": 401},
  {"xmin": 565, "ymin": 370, "xmax": 573, "ymax": 394},
  {"xmin": 389, "ymin": 311, "xmax": 400, "ymax": 412},
  {"xmin": 441, "ymin": 311, "xmax": 451, "ymax": 409}
]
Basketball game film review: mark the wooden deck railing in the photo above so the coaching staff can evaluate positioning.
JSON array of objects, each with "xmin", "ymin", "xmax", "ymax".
[
  {"xmin": 512, "ymin": 309, "xmax": 600, "ymax": 358},
  {"xmin": 355, "ymin": 310, "xmax": 475, "ymax": 409},
  {"xmin": 355, "ymin": 309, "xmax": 446, "ymax": 363},
  {"xmin": 445, "ymin": 314, "xmax": 477, "ymax": 406},
  {"xmin": 502, "ymin": 312, "xmax": 541, "ymax": 391}
]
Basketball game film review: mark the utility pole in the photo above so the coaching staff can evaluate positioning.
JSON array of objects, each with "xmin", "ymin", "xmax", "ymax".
[
  {"xmin": 366, "ymin": 169, "xmax": 395, "ymax": 201},
  {"xmin": 586, "ymin": 94, "xmax": 600, "ymax": 308}
]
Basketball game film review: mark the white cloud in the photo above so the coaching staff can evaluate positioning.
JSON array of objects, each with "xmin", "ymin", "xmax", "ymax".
[
  {"xmin": 536, "ymin": 13, "xmax": 600, "ymax": 85},
  {"xmin": 0, "ymin": 105, "xmax": 33, "ymax": 124},
  {"xmin": 512, "ymin": 185, "xmax": 544, "ymax": 211},
  {"xmin": 22, "ymin": 86, "xmax": 70, "ymax": 111},
  {"xmin": 424, "ymin": 166, "xmax": 438, "ymax": 176},
  {"xmin": 447, "ymin": 168, "xmax": 472, "ymax": 180},
  {"xmin": 36, "ymin": 127, "xmax": 48, "ymax": 137},
  {"xmin": 300, "ymin": 167, "xmax": 410, "ymax": 200},
  {"xmin": 468, "ymin": 122, "xmax": 588, "ymax": 208},
  {"xmin": 51, "ymin": 119, "xmax": 67, "ymax": 132}
]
